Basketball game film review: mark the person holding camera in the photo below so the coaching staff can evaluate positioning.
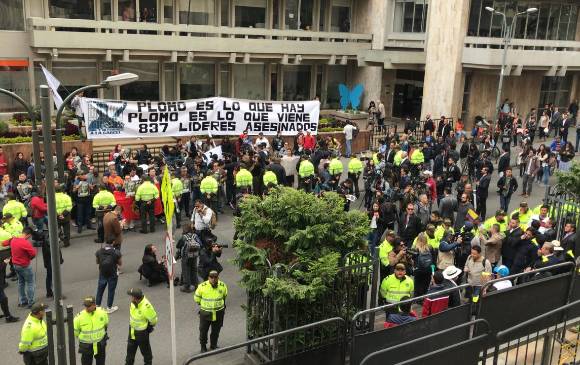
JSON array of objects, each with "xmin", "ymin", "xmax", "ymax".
[
  {"xmin": 191, "ymin": 199, "xmax": 216, "ymax": 246},
  {"xmin": 175, "ymin": 224, "xmax": 201, "ymax": 293},
  {"xmin": 198, "ymin": 242, "xmax": 224, "ymax": 282}
]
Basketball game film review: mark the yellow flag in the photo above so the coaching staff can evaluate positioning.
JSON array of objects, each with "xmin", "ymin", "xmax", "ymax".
[{"xmin": 161, "ymin": 166, "xmax": 174, "ymax": 230}]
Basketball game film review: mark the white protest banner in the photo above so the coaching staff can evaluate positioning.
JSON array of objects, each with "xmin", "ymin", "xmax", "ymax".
[
  {"xmin": 203, "ymin": 145, "xmax": 223, "ymax": 163},
  {"xmin": 80, "ymin": 97, "xmax": 320, "ymax": 139}
]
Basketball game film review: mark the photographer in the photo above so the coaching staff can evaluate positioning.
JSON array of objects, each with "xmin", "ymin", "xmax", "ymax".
[
  {"xmin": 191, "ymin": 199, "xmax": 216, "ymax": 246},
  {"xmin": 175, "ymin": 225, "xmax": 201, "ymax": 293},
  {"xmin": 198, "ymin": 242, "xmax": 224, "ymax": 282}
]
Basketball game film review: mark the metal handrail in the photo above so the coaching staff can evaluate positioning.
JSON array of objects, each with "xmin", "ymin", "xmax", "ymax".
[
  {"xmin": 359, "ymin": 319, "xmax": 490, "ymax": 365},
  {"xmin": 496, "ymin": 299, "xmax": 580, "ymax": 341},
  {"xmin": 182, "ymin": 317, "xmax": 345, "ymax": 365}
]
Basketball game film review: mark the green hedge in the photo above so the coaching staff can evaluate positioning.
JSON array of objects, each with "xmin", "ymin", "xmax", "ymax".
[
  {"xmin": 319, "ymin": 127, "xmax": 343, "ymax": 132},
  {"xmin": 0, "ymin": 134, "xmax": 81, "ymax": 144}
]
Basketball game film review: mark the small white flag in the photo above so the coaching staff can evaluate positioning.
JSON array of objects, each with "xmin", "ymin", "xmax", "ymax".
[{"xmin": 40, "ymin": 64, "xmax": 64, "ymax": 109}]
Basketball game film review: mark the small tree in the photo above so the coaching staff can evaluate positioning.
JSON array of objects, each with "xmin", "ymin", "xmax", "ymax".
[
  {"xmin": 234, "ymin": 187, "xmax": 370, "ymax": 340},
  {"xmin": 555, "ymin": 162, "xmax": 580, "ymax": 197}
]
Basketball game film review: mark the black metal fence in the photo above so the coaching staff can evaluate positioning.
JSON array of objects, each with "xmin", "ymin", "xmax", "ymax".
[
  {"xmin": 45, "ymin": 305, "xmax": 77, "ymax": 365},
  {"xmin": 368, "ymin": 118, "xmax": 456, "ymax": 151},
  {"xmin": 369, "ymin": 123, "xmax": 398, "ymax": 151}
]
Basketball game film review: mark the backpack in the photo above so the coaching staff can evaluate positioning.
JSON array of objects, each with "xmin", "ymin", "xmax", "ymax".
[
  {"xmin": 417, "ymin": 250, "xmax": 433, "ymax": 272},
  {"xmin": 184, "ymin": 233, "xmax": 201, "ymax": 259},
  {"xmin": 98, "ymin": 248, "xmax": 118, "ymax": 278}
]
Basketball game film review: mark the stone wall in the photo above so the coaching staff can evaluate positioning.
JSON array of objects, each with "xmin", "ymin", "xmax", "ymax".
[{"xmin": 2, "ymin": 140, "xmax": 93, "ymax": 178}]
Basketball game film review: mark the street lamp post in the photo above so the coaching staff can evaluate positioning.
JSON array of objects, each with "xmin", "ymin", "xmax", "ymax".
[
  {"xmin": 0, "ymin": 89, "xmax": 42, "ymax": 189},
  {"xmin": 54, "ymin": 73, "xmax": 139, "ymax": 182},
  {"xmin": 486, "ymin": 6, "xmax": 538, "ymax": 125}
]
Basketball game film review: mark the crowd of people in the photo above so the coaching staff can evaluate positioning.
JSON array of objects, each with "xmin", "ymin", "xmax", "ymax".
[{"xmin": 0, "ymin": 98, "xmax": 578, "ymax": 362}]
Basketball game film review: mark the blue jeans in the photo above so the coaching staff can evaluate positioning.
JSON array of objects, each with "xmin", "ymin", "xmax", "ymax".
[
  {"xmin": 14, "ymin": 264, "xmax": 35, "ymax": 306},
  {"xmin": 499, "ymin": 195, "xmax": 511, "ymax": 213},
  {"xmin": 542, "ymin": 165, "xmax": 550, "ymax": 185},
  {"xmin": 345, "ymin": 139, "xmax": 352, "ymax": 157},
  {"xmin": 96, "ymin": 274, "xmax": 118, "ymax": 308},
  {"xmin": 367, "ymin": 230, "xmax": 379, "ymax": 257},
  {"xmin": 32, "ymin": 217, "xmax": 47, "ymax": 231}
]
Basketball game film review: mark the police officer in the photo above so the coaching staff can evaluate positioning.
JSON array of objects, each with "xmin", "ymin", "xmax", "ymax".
[
  {"xmin": 55, "ymin": 185, "xmax": 73, "ymax": 247},
  {"xmin": 3, "ymin": 192, "xmax": 27, "ymax": 222},
  {"xmin": 200, "ymin": 174, "xmax": 219, "ymax": 213},
  {"xmin": 348, "ymin": 156, "xmax": 364, "ymax": 197},
  {"xmin": 126, "ymin": 288, "xmax": 157, "ymax": 365},
  {"xmin": 194, "ymin": 270, "xmax": 228, "ymax": 353},
  {"xmin": 135, "ymin": 177, "xmax": 159, "ymax": 234},
  {"xmin": 74, "ymin": 171, "xmax": 93, "ymax": 234},
  {"xmin": 262, "ymin": 169, "xmax": 278, "ymax": 194},
  {"xmin": 328, "ymin": 157, "xmax": 344, "ymax": 191},
  {"xmin": 172, "ymin": 173, "xmax": 184, "ymax": 228},
  {"xmin": 298, "ymin": 157, "xmax": 315, "ymax": 192},
  {"xmin": 92, "ymin": 185, "xmax": 116, "ymax": 243},
  {"xmin": 235, "ymin": 166, "xmax": 253, "ymax": 194},
  {"xmin": 74, "ymin": 296, "xmax": 109, "ymax": 365},
  {"xmin": 379, "ymin": 263, "xmax": 414, "ymax": 315},
  {"xmin": 2, "ymin": 213, "xmax": 24, "ymax": 236},
  {"xmin": 19, "ymin": 302, "xmax": 48, "ymax": 365}
]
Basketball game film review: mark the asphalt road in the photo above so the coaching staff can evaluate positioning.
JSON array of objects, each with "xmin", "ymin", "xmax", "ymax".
[{"xmin": 0, "ymin": 146, "xmax": 558, "ymax": 364}]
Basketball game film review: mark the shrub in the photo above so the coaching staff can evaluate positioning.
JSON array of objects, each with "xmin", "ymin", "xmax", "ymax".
[{"xmin": 0, "ymin": 121, "xmax": 9, "ymax": 135}]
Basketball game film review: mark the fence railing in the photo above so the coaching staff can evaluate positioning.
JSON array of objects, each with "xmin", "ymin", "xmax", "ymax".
[{"xmin": 543, "ymin": 186, "xmax": 580, "ymax": 240}]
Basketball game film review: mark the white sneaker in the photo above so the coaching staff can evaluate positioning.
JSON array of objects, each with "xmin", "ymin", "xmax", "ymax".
[{"xmin": 106, "ymin": 306, "xmax": 118, "ymax": 314}]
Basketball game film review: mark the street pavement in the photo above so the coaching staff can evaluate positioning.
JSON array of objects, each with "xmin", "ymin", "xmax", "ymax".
[{"xmin": 0, "ymin": 144, "xmax": 558, "ymax": 364}]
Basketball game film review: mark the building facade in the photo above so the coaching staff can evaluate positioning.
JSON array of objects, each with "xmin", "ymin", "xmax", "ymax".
[{"xmin": 0, "ymin": 0, "xmax": 579, "ymax": 126}]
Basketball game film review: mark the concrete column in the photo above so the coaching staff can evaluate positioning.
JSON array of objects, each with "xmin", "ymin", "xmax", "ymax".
[
  {"xmin": 421, "ymin": 0, "xmax": 470, "ymax": 119},
  {"xmin": 570, "ymin": 73, "xmax": 579, "ymax": 102},
  {"xmin": 352, "ymin": 0, "xmax": 386, "ymax": 50},
  {"xmin": 381, "ymin": 69, "xmax": 396, "ymax": 119},
  {"xmin": 351, "ymin": 66, "xmax": 382, "ymax": 110}
]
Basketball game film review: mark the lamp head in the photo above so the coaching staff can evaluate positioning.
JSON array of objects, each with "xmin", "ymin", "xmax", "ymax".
[
  {"xmin": 526, "ymin": 7, "xmax": 538, "ymax": 14},
  {"xmin": 485, "ymin": 6, "xmax": 495, "ymax": 13},
  {"xmin": 103, "ymin": 73, "xmax": 139, "ymax": 87}
]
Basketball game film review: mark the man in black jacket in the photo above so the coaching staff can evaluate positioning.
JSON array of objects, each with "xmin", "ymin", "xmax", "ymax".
[
  {"xmin": 497, "ymin": 168, "xmax": 518, "ymax": 212},
  {"xmin": 511, "ymin": 228, "xmax": 538, "ymax": 274},
  {"xmin": 476, "ymin": 167, "xmax": 491, "ymax": 219},
  {"xmin": 497, "ymin": 148, "xmax": 510, "ymax": 177},
  {"xmin": 502, "ymin": 217, "xmax": 524, "ymax": 269},
  {"xmin": 198, "ymin": 242, "xmax": 223, "ymax": 281},
  {"xmin": 267, "ymin": 158, "xmax": 287, "ymax": 186},
  {"xmin": 398, "ymin": 202, "xmax": 423, "ymax": 247},
  {"xmin": 561, "ymin": 223, "xmax": 577, "ymax": 259}
]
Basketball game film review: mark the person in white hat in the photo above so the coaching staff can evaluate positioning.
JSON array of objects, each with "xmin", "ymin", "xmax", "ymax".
[{"xmin": 441, "ymin": 265, "xmax": 462, "ymax": 307}]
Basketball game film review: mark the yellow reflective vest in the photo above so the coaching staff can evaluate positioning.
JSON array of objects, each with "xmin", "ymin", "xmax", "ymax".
[
  {"xmin": 194, "ymin": 280, "xmax": 228, "ymax": 321},
  {"xmin": 235, "ymin": 168, "xmax": 253, "ymax": 187},
  {"xmin": 74, "ymin": 307, "xmax": 109, "ymax": 355},
  {"xmin": 19, "ymin": 314, "xmax": 48, "ymax": 353},
  {"xmin": 55, "ymin": 192, "xmax": 73, "ymax": 215},
  {"xmin": 510, "ymin": 208, "xmax": 533, "ymax": 226},
  {"xmin": 263, "ymin": 171, "xmax": 278, "ymax": 186},
  {"xmin": 3, "ymin": 219, "xmax": 23, "ymax": 236},
  {"xmin": 200, "ymin": 176, "xmax": 219, "ymax": 194},
  {"xmin": 482, "ymin": 216, "xmax": 507, "ymax": 234},
  {"xmin": 380, "ymin": 274, "xmax": 414, "ymax": 304},
  {"xmin": 393, "ymin": 151, "xmax": 404, "ymax": 166},
  {"xmin": 328, "ymin": 158, "xmax": 344, "ymax": 175},
  {"xmin": 134, "ymin": 182, "xmax": 159, "ymax": 202},
  {"xmin": 171, "ymin": 178, "xmax": 183, "ymax": 197},
  {"xmin": 348, "ymin": 158, "xmax": 364, "ymax": 174},
  {"xmin": 92, "ymin": 190, "xmax": 116, "ymax": 208},
  {"xmin": 410, "ymin": 149, "xmax": 424, "ymax": 165},
  {"xmin": 378, "ymin": 240, "xmax": 394, "ymax": 267},
  {"xmin": 298, "ymin": 160, "xmax": 315, "ymax": 178},
  {"xmin": 129, "ymin": 297, "xmax": 157, "ymax": 339},
  {"xmin": 2, "ymin": 200, "xmax": 27, "ymax": 220}
]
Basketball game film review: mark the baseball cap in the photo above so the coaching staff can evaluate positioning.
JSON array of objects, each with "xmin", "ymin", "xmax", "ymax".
[
  {"xmin": 31, "ymin": 302, "xmax": 49, "ymax": 314},
  {"xmin": 493, "ymin": 265, "xmax": 510, "ymax": 277},
  {"xmin": 127, "ymin": 288, "xmax": 144, "ymax": 298},
  {"xmin": 208, "ymin": 270, "xmax": 219, "ymax": 278},
  {"xmin": 83, "ymin": 296, "xmax": 96, "ymax": 307}
]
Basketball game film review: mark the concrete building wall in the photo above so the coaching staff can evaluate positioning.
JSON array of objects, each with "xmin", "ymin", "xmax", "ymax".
[
  {"xmin": 381, "ymin": 69, "xmax": 396, "ymax": 119},
  {"xmin": 466, "ymin": 71, "xmax": 544, "ymax": 124},
  {"xmin": 421, "ymin": 0, "xmax": 470, "ymax": 119}
]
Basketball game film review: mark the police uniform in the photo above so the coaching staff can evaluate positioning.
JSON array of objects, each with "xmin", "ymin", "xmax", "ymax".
[
  {"xmin": 348, "ymin": 157, "xmax": 364, "ymax": 197},
  {"xmin": 171, "ymin": 177, "xmax": 183, "ymax": 228},
  {"xmin": 380, "ymin": 272, "xmax": 414, "ymax": 314},
  {"xmin": 262, "ymin": 170, "xmax": 278, "ymax": 192},
  {"xmin": 194, "ymin": 274, "xmax": 228, "ymax": 352},
  {"xmin": 298, "ymin": 160, "xmax": 315, "ymax": 192},
  {"xmin": 135, "ymin": 181, "xmax": 159, "ymax": 234},
  {"xmin": 55, "ymin": 191, "xmax": 73, "ymax": 247},
  {"xmin": 179, "ymin": 175, "xmax": 192, "ymax": 218},
  {"xmin": 75, "ymin": 178, "xmax": 93, "ymax": 233},
  {"xmin": 74, "ymin": 297, "xmax": 109, "ymax": 365},
  {"xmin": 19, "ymin": 303, "xmax": 49, "ymax": 365},
  {"xmin": 235, "ymin": 168, "xmax": 253, "ymax": 194},
  {"xmin": 328, "ymin": 159, "xmax": 344, "ymax": 190},
  {"xmin": 92, "ymin": 190, "xmax": 116, "ymax": 243},
  {"xmin": 3, "ymin": 199, "xmax": 27, "ymax": 221},
  {"xmin": 200, "ymin": 176, "xmax": 219, "ymax": 213},
  {"xmin": 126, "ymin": 288, "xmax": 157, "ymax": 365}
]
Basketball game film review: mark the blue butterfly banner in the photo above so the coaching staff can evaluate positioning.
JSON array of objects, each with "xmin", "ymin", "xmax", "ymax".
[{"xmin": 338, "ymin": 83, "xmax": 364, "ymax": 111}]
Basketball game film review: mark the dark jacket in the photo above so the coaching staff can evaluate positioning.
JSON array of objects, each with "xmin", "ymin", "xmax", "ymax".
[
  {"xmin": 497, "ymin": 176, "xmax": 518, "ymax": 197},
  {"xmin": 511, "ymin": 239, "xmax": 538, "ymax": 274},
  {"xmin": 441, "ymin": 280, "xmax": 461, "ymax": 307},
  {"xmin": 502, "ymin": 227, "xmax": 524, "ymax": 263},
  {"xmin": 497, "ymin": 154, "xmax": 510, "ymax": 174},
  {"xmin": 139, "ymin": 253, "xmax": 168, "ymax": 284},
  {"xmin": 198, "ymin": 248, "xmax": 223, "ymax": 280},
  {"xmin": 268, "ymin": 163, "xmax": 287, "ymax": 186},
  {"xmin": 398, "ymin": 214, "xmax": 423, "ymax": 247},
  {"xmin": 477, "ymin": 174, "xmax": 491, "ymax": 200}
]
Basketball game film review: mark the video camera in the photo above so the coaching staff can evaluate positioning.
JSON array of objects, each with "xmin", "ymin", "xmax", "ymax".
[{"xmin": 31, "ymin": 229, "xmax": 48, "ymax": 248}]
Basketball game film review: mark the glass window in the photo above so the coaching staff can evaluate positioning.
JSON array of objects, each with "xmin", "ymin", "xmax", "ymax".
[
  {"xmin": 393, "ymin": 0, "xmax": 428, "ymax": 33},
  {"xmin": 49, "ymin": 0, "xmax": 95, "ymax": 19},
  {"xmin": 270, "ymin": 66, "xmax": 278, "ymax": 100},
  {"xmin": 283, "ymin": 65, "xmax": 310, "ymax": 101},
  {"xmin": 285, "ymin": 0, "xmax": 299, "ymax": 30},
  {"xmin": 547, "ymin": 4, "xmax": 561, "ymax": 40},
  {"xmin": 331, "ymin": 0, "xmax": 350, "ymax": 32},
  {"xmin": 235, "ymin": 0, "xmax": 267, "ymax": 28},
  {"xmin": 164, "ymin": 63, "xmax": 176, "ymax": 100},
  {"xmin": 101, "ymin": 0, "xmax": 112, "ymax": 20},
  {"xmin": 300, "ymin": 0, "xmax": 314, "ymax": 30},
  {"xmin": 180, "ymin": 63, "xmax": 215, "ymax": 99},
  {"xmin": 326, "ymin": 66, "xmax": 347, "ymax": 109},
  {"xmin": 221, "ymin": 0, "xmax": 230, "ymax": 26},
  {"xmin": 118, "ymin": 0, "xmax": 136, "ymax": 21},
  {"xmin": 219, "ymin": 64, "xmax": 230, "ymax": 97},
  {"xmin": 138, "ymin": 0, "xmax": 158, "ymax": 23},
  {"xmin": 52, "ymin": 62, "xmax": 98, "ymax": 99},
  {"xmin": 164, "ymin": 0, "xmax": 174, "ymax": 23},
  {"xmin": 0, "ymin": 63, "xmax": 29, "ymax": 112},
  {"xmin": 319, "ymin": 0, "xmax": 328, "ymax": 31},
  {"xmin": 119, "ymin": 62, "xmax": 159, "ymax": 101},
  {"xmin": 539, "ymin": 76, "xmax": 571, "ymax": 109},
  {"xmin": 0, "ymin": 0, "xmax": 25, "ymax": 30},
  {"xmin": 179, "ymin": 0, "xmax": 215, "ymax": 25},
  {"xmin": 234, "ymin": 64, "xmax": 265, "ymax": 100}
]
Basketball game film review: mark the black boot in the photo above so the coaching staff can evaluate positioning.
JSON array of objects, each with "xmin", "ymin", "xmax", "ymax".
[
  {"xmin": 200, "ymin": 344, "xmax": 207, "ymax": 353},
  {"xmin": 0, "ymin": 298, "xmax": 18, "ymax": 323}
]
